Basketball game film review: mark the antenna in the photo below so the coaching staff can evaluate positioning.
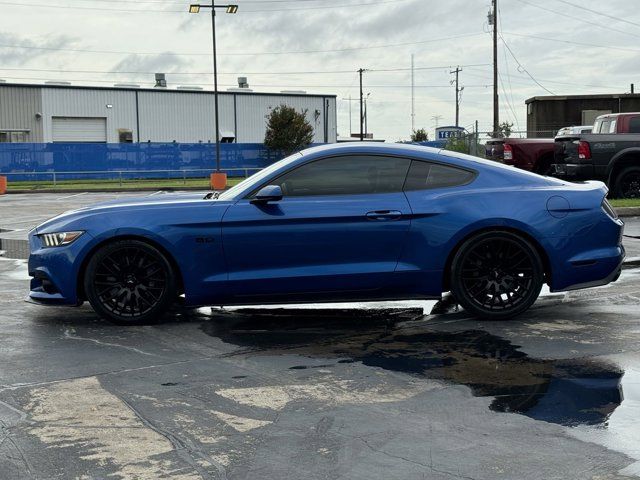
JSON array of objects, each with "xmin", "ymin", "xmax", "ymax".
[{"xmin": 411, "ymin": 54, "xmax": 416, "ymax": 134}]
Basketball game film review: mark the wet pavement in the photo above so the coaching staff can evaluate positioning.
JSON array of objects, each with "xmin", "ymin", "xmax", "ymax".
[{"xmin": 2, "ymin": 193, "xmax": 640, "ymax": 479}]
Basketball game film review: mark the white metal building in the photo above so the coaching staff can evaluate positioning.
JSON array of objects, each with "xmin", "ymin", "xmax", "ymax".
[{"xmin": 0, "ymin": 82, "xmax": 337, "ymax": 144}]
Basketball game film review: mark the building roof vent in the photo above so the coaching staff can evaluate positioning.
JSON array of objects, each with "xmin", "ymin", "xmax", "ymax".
[
  {"xmin": 226, "ymin": 87, "xmax": 254, "ymax": 92},
  {"xmin": 155, "ymin": 73, "xmax": 167, "ymax": 88},
  {"xmin": 238, "ymin": 76, "xmax": 249, "ymax": 88},
  {"xmin": 0, "ymin": 79, "xmax": 6, "ymax": 83},
  {"xmin": 177, "ymin": 86, "xmax": 204, "ymax": 90},
  {"xmin": 280, "ymin": 90, "xmax": 307, "ymax": 95},
  {"xmin": 114, "ymin": 83, "xmax": 141, "ymax": 88},
  {"xmin": 44, "ymin": 81, "xmax": 72, "ymax": 86}
]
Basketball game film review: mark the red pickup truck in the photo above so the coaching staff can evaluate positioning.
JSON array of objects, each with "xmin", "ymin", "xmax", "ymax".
[{"xmin": 485, "ymin": 138, "xmax": 555, "ymax": 174}]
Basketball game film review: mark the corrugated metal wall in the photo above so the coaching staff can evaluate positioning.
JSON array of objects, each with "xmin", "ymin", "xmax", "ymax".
[
  {"xmin": 1, "ymin": 85, "xmax": 337, "ymax": 144},
  {"xmin": 0, "ymin": 86, "xmax": 43, "ymax": 141},
  {"xmin": 137, "ymin": 90, "xmax": 234, "ymax": 143},
  {"xmin": 41, "ymin": 88, "xmax": 137, "ymax": 143}
]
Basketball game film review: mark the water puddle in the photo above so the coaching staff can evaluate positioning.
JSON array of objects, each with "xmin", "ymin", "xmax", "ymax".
[{"xmin": 202, "ymin": 308, "xmax": 623, "ymax": 427}]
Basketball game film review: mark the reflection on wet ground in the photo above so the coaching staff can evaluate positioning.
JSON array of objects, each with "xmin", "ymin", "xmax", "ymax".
[{"xmin": 202, "ymin": 308, "xmax": 624, "ymax": 427}]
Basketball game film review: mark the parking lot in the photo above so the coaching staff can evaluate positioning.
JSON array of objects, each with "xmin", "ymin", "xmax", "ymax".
[{"xmin": 2, "ymin": 192, "xmax": 640, "ymax": 479}]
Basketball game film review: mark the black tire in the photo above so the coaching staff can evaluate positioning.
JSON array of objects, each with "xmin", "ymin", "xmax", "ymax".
[
  {"xmin": 613, "ymin": 166, "xmax": 640, "ymax": 199},
  {"xmin": 450, "ymin": 231, "xmax": 544, "ymax": 320},
  {"xmin": 84, "ymin": 240, "xmax": 176, "ymax": 325}
]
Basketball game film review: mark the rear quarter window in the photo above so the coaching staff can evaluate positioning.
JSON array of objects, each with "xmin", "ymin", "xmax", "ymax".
[
  {"xmin": 629, "ymin": 117, "xmax": 640, "ymax": 133},
  {"xmin": 404, "ymin": 161, "xmax": 476, "ymax": 191}
]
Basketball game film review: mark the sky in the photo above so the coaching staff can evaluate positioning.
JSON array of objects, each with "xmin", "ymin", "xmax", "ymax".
[{"xmin": 1, "ymin": 0, "xmax": 639, "ymax": 141}]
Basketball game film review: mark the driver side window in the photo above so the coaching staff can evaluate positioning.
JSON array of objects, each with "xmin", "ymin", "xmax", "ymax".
[{"xmin": 270, "ymin": 155, "xmax": 411, "ymax": 197}]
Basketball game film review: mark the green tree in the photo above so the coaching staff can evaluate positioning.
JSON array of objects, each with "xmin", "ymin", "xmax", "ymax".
[
  {"xmin": 410, "ymin": 128, "xmax": 429, "ymax": 142},
  {"xmin": 444, "ymin": 135, "xmax": 469, "ymax": 154},
  {"xmin": 496, "ymin": 121, "xmax": 514, "ymax": 138},
  {"xmin": 264, "ymin": 105, "xmax": 314, "ymax": 155}
]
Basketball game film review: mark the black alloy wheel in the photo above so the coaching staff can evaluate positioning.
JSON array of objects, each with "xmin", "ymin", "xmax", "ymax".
[
  {"xmin": 84, "ymin": 240, "xmax": 176, "ymax": 324},
  {"xmin": 614, "ymin": 166, "xmax": 640, "ymax": 199},
  {"xmin": 450, "ymin": 231, "xmax": 544, "ymax": 320}
]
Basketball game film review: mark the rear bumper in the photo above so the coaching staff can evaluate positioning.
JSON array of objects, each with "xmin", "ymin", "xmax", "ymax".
[
  {"xmin": 552, "ymin": 163, "xmax": 594, "ymax": 179},
  {"xmin": 552, "ymin": 245, "xmax": 625, "ymax": 292},
  {"xmin": 548, "ymin": 211, "xmax": 625, "ymax": 292}
]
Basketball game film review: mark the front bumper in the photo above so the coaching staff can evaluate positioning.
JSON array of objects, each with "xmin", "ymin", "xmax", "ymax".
[
  {"xmin": 27, "ymin": 231, "xmax": 93, "ymax": 306},
  {"xmin": 552, "ymin": 163, "xmax": 594, "ymax": 179}
]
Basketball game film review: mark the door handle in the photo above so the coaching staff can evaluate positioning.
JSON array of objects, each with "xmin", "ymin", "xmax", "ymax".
[{"xmin": 365, "ymin": 210, "xmax": 403, "ymax": 221}]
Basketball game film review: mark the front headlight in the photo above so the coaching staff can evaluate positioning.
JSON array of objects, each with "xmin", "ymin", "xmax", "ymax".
[{"xmin": 39, "ymin": 231, "xmax": 84, "ymax": 248}]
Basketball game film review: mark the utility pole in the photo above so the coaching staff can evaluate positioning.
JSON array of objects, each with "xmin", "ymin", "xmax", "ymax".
[
  {"xmin": 491, "ymin": 0, "xmax": 499, "ymax": 136},
  {"xmin": 411, "ymin": 54, "xmax": 415, "ymax": 133},
  {"xmin": 364, "ymin": 93, "xmax": 370, "ymax": 136},
  {"xmin": 342, "ymin": 96, "xmax": 360, "ymax": 136},
  {"xmin": 431, "ymin": 114, "xmax": 443, "ymax": 139},
  {"xmin": 358, "ymin": 68, "xmax": 367, "ymax": 141},
  {"xmin": 450, "ymin": 66, "xmax": 463, "ymax": 127}
]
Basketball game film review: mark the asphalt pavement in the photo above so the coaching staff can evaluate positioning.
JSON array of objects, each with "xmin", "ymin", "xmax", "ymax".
[{"xmin": 1, "ymin": 192, "xmax": 640, "ymax": 479}]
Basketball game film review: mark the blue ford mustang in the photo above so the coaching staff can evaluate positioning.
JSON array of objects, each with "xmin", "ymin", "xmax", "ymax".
[{"xmin": 28, "ymin": 143, "xmax": 625, "ymax": 324}]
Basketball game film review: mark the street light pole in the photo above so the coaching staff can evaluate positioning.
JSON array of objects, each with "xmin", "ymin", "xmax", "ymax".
[
  {"xmin": 210, "ymin": 5, "xmax": 221, "ymax": 172},
  {"xmin": 189, "ymin": 2, "xmax": 238, "ymax": 189}
]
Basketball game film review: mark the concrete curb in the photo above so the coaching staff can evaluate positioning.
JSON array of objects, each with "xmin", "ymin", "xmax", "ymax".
[{"xmin": 616, "ymin": 207, "xmax": 640, "ymax": 218}]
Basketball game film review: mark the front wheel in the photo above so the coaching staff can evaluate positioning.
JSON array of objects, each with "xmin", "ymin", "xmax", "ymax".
[
  {"xmin": 613, "ymin": 166, "xmax": 640, "ymax": 199},
  {"xmin": 84, "ymin": 240, "xmax": 176, "ymax": 325},
  {"xmin": 450, "ymin": 231, "xmax": 544, "ymax": 320}
]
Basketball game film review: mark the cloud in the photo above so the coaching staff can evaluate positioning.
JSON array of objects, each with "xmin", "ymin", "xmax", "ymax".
[{"xmin": 0, "ymin": 32, "xmax": 77, "ymax": 65}]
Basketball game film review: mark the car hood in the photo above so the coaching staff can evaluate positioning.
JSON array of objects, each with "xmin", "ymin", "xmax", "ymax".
[{"xmin": 35, "ymin": 192, "xmax": 229, "ymax": 234}]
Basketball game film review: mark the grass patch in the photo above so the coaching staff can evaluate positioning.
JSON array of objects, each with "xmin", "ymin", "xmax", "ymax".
[
  {"xmin": 7, "ymin": 177, "xmax": 245, "ymax": 191},
  {"xmin": 609, "ymin": 198, "xmax": 640, "ymax": 208}
]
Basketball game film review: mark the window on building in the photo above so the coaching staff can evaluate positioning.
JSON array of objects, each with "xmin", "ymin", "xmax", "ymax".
[
  {"xmin": 0, "ymin": 131, "xmax": 29, "ymax": 143},
  {"xmin": 403, "ymin": 160, "xmax": 476, "ymax": 191},
  {"xmin": 118, "ymin": 129, "xmax": 134, "ymax": 143},
  {"xmin": 266, "ymin": 155, "xmax": 411, "ymax": 197}
]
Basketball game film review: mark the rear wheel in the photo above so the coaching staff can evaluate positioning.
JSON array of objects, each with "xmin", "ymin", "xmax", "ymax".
[
  {"xmin": 84, "ymin": 240, "xmax": 176, "ymax": 325},
  {"xmin": 450, "ymin": 231, "xmax": 544, "ymax": 320},
  {"xmin": 613, "ymin": 166, "xmax": 640, "ymax": 199}
]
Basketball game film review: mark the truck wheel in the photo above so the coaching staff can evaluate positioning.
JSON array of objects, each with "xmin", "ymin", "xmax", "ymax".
[{"xmin": 613, "ymin": 166, "xmax": 640, "ymax": 199}]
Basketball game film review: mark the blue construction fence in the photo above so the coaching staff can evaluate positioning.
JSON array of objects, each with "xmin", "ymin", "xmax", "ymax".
[{"xmin": 0, "ymin": 143, "xmax": 288, "ymax": 183}]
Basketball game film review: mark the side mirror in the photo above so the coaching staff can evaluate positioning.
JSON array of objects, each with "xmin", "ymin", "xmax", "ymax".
[{"xmin": 251, "ymin": 184, "xmax": 283, "ymax": 204}]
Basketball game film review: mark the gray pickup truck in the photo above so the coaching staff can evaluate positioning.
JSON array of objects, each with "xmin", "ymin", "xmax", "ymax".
[{"xmin": 553, "ymin": 112, "xmax": 640, "ymax": 198}]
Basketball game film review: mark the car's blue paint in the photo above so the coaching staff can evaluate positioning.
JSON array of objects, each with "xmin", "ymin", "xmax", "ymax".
[{"xmin": 28, "ymin": 143, "xmax": 625, "ymax": 308}]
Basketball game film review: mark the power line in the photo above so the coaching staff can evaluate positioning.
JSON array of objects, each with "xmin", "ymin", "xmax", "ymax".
[
  {"xmin": 0, "ymin": 76, "xmax": 491, "ymax": 88},
  {"xmin": 513, "ymin": 0, "xmax": 640, "ymax": 40},
  {"xmin": 502, "ymin": 31, "xmax": 640, "ymax": 55},
  {"xmin": 554, "ymin": 0, "xmax": 640, "ymax": 28},
  {"xmin": 0, "ymin": 0, "xmax": 412, "ymax": 14},
  {"xmin": 464, "ymin": 68, "xmax": 624, "ymax": 91},
  {"xmin": 0, "ymin": 32, "xmax": 486, "ymax": 57},
  {"xmin": 0, "ymin": 64, "xmax": 490, "ymax": 76},
  {"xmin": 498, "ymin": 34, "xmax": 555, "ymax": 95}
]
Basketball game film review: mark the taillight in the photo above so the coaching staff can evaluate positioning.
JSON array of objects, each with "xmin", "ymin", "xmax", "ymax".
[
  {"xmin": 578, "ymin": 141, "xmax": 591, "ymax": 160},
  {"xmin": 504, "ymin": 144, "xmax": 513, "ymax": 161}
]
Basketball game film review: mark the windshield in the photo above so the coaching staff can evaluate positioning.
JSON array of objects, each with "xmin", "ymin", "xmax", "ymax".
[{"xmin": 217, "ymin": 152, "xmax": 302, "ymax": 200}]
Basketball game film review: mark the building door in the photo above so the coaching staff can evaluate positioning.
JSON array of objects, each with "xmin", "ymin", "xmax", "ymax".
[{"xmin": 52, "ymin": 117, "xmax": 107, "ymax": 143}]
